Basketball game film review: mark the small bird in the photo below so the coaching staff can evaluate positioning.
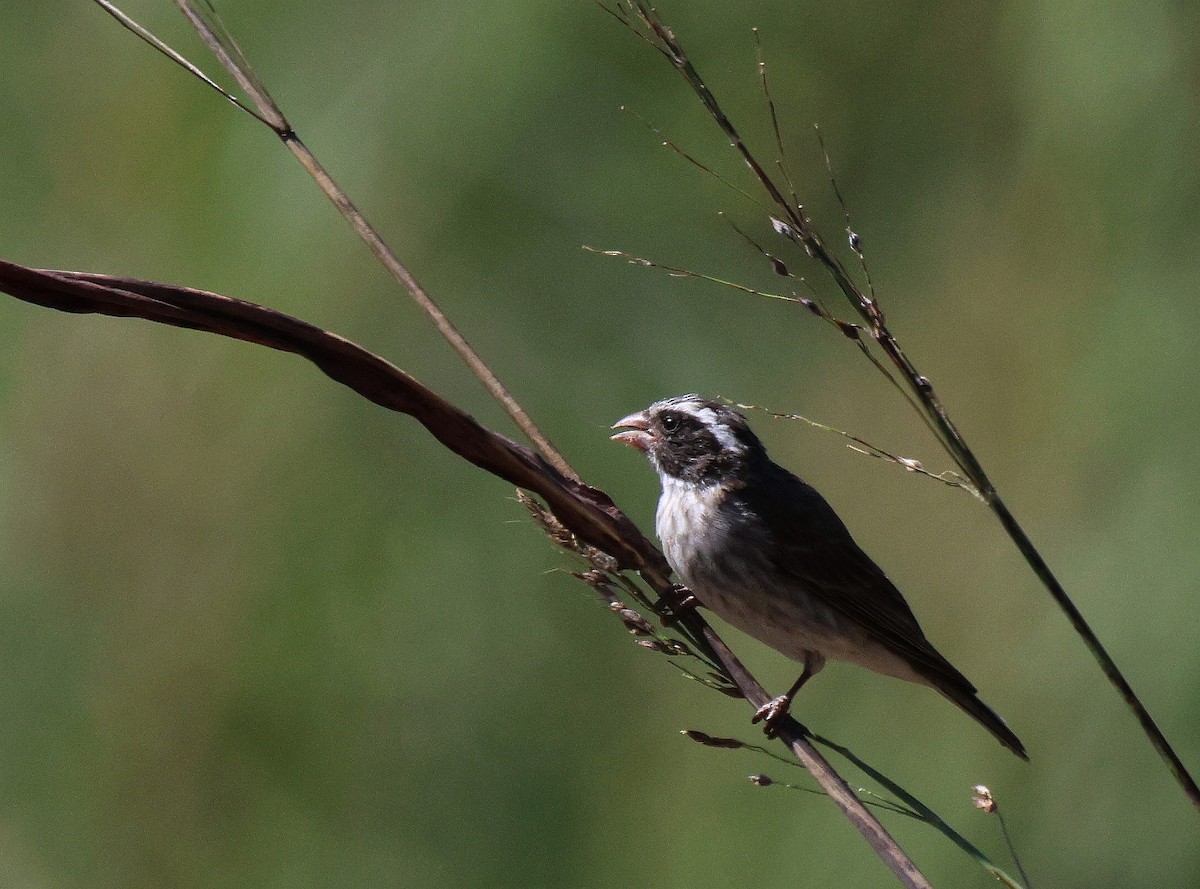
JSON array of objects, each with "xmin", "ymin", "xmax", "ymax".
[{"xmin": 612, "ymin": 395, "xmax": 1027, "ymax": 759}]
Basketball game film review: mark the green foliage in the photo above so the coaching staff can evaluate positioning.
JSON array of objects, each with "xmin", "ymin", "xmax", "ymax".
[{"xmin": 0, "ymin": 1, "xmax": 1198, "ymax": 886}]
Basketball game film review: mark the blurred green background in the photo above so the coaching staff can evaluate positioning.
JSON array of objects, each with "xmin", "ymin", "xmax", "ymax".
[{"xmin": 1, "ymin": 1, "xmax": 1198, "ymax": 886}]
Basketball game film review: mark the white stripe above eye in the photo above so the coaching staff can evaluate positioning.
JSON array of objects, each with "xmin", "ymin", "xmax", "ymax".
[{"xmin": 669, "ymin": 399, "xmax": 745, "ymax": 455}]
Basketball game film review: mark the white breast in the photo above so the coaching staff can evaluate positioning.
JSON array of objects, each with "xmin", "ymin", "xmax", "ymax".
[
  {"xmin": 652, "ymin": 471, "xmax": 923, "ymax": 682},
  {"xmin": 654, "ymin": 474, "xmax": 728, "ymax": 570}
]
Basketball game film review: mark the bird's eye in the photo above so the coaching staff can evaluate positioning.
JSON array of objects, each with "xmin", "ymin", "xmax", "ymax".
[{"xmin": 660, "ymin": 413, "xmax": 681, "ymax": 433}]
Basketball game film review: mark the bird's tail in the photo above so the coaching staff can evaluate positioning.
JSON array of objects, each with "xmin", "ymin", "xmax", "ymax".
[{"xmin": 937, "ymin": 685, "xmax": 1028, "ymax": 760}]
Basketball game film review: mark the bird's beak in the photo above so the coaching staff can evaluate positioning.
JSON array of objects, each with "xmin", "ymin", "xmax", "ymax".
[{"xmin": 611, "ymin": 410, "xmax": 652, "ymax": 452}]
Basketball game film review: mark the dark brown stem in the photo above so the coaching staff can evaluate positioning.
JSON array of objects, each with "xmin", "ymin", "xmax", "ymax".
[
  {"xmin": 277, "ymin": 130, "xmax": 580, "ymax": 483},
  {"xmin": 0, "ymin": 260, "xmax": 933, "ymax": 889},
  {"xmin": 67, "ymin": 2, "xmax": 942, "ymax": 879},
  {"xmin": 621, "ymin": 0, "xmax": 1198, "ymax": 813},
  {"xmin": 95, "ymin": 0, "xmax": 579, "ymax": 482},
  {"xmin": 686, "ymin": 616, "xmax": 934, "ymax": 889},
  {"xmin": 988, "ymin": 492, "xmax": 1198, "ymax": 805}
]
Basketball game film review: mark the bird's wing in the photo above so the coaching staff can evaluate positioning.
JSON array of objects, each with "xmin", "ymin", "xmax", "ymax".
[{"xmin": 738, "ymin": 467, "xmax": 976, "ymax": 691}]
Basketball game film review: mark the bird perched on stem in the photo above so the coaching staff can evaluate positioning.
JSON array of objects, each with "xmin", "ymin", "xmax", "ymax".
[{"xmin": 612, "ymin": 395, "xmax": 1026, "ymax": 760}]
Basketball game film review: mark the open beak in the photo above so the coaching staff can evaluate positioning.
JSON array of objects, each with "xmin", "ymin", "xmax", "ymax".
[{"xmin": 611, "ymin": 410, "xmax": 653, "ymax": 452}]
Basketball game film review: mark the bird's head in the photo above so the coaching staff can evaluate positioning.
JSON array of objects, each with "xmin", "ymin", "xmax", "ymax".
[{"xmin": 611, "ymin": 395, "xmax": 765, "ymax": 485}]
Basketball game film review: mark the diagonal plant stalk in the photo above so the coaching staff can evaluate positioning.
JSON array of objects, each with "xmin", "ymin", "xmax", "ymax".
[
  {"xmin": 0, "ymin": 261, "xmax": 934, "ymax": 888},
  {"xmin": 613, "ymin": 0, "xmax": 1199, "ymax": 812},
  {"xmin": 813, "ymin": 735, "xmax": 1028, "ymax": 889},
  {"xmin": 61, "ymin": 3, "xmax": 945, "ymax": 884},
  {"xmin": 95, "ymin": 0, "xmax": 577, "ymax": 483},
  {"xmin": 682, "ymin": 729, "xmax": 1028, "ymax": 889}
]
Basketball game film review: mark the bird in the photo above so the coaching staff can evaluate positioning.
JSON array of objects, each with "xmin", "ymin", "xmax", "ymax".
[{"xmin": 611, "ymin": 394, "xmax": 1027, "ymax": 759}]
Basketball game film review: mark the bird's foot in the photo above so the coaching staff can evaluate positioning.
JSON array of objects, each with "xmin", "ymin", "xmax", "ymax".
[
  {"xmin": 656, "ymin": 584, "xmax": 698, "ymax": 627},
  {"xmin": 751, "ymin": 694, "xmax": 793, "ymax": 738}
]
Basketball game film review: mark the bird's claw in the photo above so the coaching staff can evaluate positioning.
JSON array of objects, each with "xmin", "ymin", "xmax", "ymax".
[
  {"xmin": 751, "ymin": 694, "xmax": 792, "ymax": 737},
  {"xmin": 657, "ymin": 584, "xmax": 698, "ymax": 627}
]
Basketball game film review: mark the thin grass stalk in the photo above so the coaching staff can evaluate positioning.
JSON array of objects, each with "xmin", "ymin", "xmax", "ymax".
[
  {"xmin": 0, "ymin": 260, "xmax": 934, "ymax": 888},
  {"xmin": 52, "ymin": 4, "xmax": 942, "ymax": 883},
  {"xmin": 94, "ymin": 0, "xmax": 579, "ymax": 481},
  {"xmin": 618, "ymin": 0, "xmax": 1199, "ymax": 812}
]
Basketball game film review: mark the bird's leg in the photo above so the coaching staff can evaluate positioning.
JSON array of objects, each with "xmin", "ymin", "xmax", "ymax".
[
  {"xmin": 752, "ymin": 652, "xmax": 822, "ymax": 737},
  {"xmin": 655, "ymin": 583, "xmax": 699, "ymax": 627}
]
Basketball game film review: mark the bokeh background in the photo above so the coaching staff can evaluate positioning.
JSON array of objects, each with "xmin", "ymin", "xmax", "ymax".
[{"xmin": 1, "ymin": 1, "xmax": 1198, "ymax": 886}]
